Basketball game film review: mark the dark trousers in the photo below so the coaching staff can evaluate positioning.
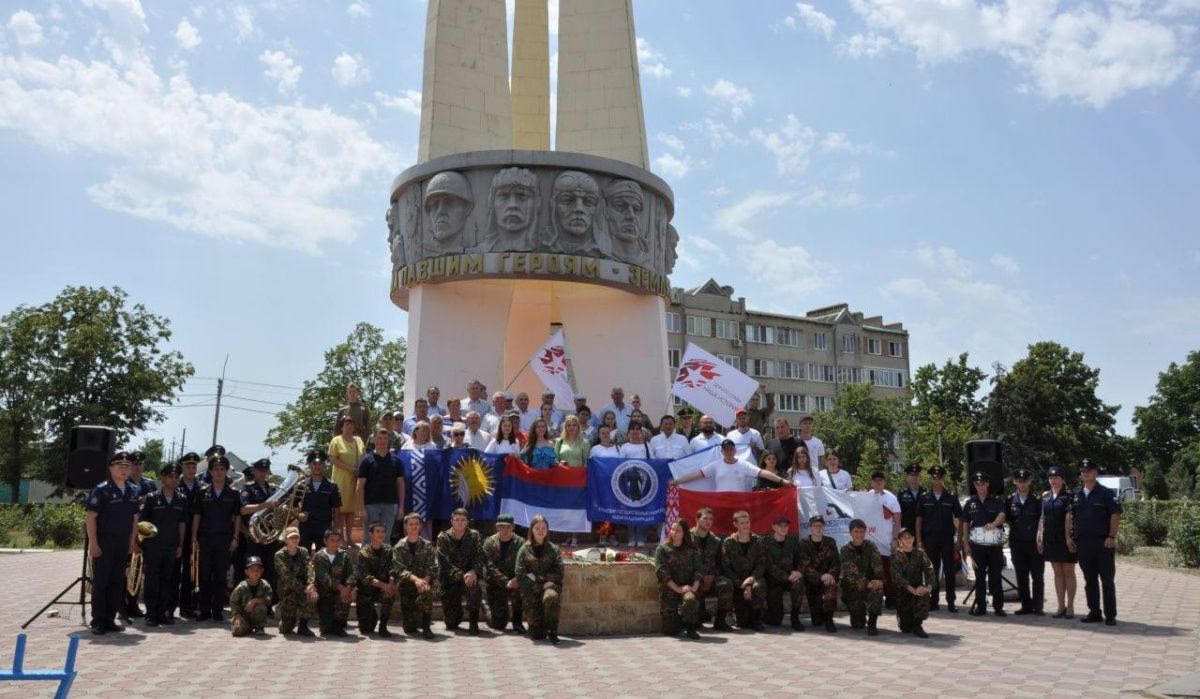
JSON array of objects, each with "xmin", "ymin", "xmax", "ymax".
[
  {"xmin": 178, "ymin": 534, "xmax": 197, "ymax": 614},
  {"xmin": 300, "ymin": 521, "xmax": 330, "ymax": 552},
  {"xmin": 197, "ymin": 534, "xmax": 232, "ymax": 617},
  {"xmin": 1010, "ymin": 540, "xmax": 1045, "ymax": 612},
  {"xmin": 881, "ymin": 555, "xmax": 894, "ymax": 605},
  {"xmin": 91, "ymin": 535, "xmax": 130, "ymax": 627},
  {"xmin": 924, "ymin": 537, "xmax": 957, "ymax": 604},
  {"xmin": 971, "ymin": 544, "xmax": 1004, "ymax": 611},
  {"xmin": 143, "ymin": 547, "xmax": 179, "ymax": 620},
  {"xmin": 1078, "ymin": 539, "xmax": 1117, "ymax": 620}
]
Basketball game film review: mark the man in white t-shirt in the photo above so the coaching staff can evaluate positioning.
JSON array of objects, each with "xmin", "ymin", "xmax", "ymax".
[
  {"xmin": 865, "ymin": 469, "xmax": 902, "ymax": 608},
  {"xmin": 672, "ymin": 440, "xmax": 789, "ymax": 492},
  {"xmin": 690, "ymin": 415, "xmax": 724, "ymax": 453},
  {"xmin": 463, "ymin": 411, "xmax": 490, "ymax": 451},
  {"xmin": 725, "ymin": 409, "xmax": 765, "ymax": 465},
  {"xmin": 649, "ymin": 415, "xmax": 692, "ymax": 460},
  {"xmin": 514, "ymin": 392, "xmax": 538, "ymax": 432},
  {"xmin": 798, "ymin": 415, "xmax": 825, "ymax": 471},
  {"xmin": 820, "ymin": 451, "xmax": 852, "ymax": 491},
  {"xmin": 597, "ymin": 387, "xmax": 635, "ymax": 433}
]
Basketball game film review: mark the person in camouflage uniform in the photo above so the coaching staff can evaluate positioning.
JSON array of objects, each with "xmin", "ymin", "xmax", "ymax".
[
  {"xmin": 840, "ymin": 518, "xmax": 885, "ymax": 636},
  {"xmin": 691, "ymin": 508, "xmax": 733, "ymax": 630},
  {"xmin": 515, "ymin": 514, "xmax": 564, "ymax": 644},
  {"xmin": 654, "ymin": 520, "xmax": 703, "ymax": 639},
  {"xmin": 798, "ymin": 515, "xmax": 840, "ymax": 633},
  {"xmin": 356, "ymin": 521, "xmax": 398, "ymax": 637},
  {"xmin": 393, "ymin": 512, "xmax": 438, "ymax": 639},
  {"xmin": 274, "ymin": 527, "xmax": 316, "ymax": 636},
  {"xmin": 890, "ymin": 527, "xmax": 934, "ymax": 637},
  {"xmin": 483, "ymin": 513, "xmax": 526, "ymax": 633},
  {"xmin": 229, "ymin": 556, "xmax": 273, "ymax": 637},
  {"xmin": 309, "ymin": 529, "xmax": 355, "ymax": 637},
  {"xmin": 721, "ymin": 510, "xmax": 766, "ymax": 631},
  {"xmin": 762, "ymin": 515, "xmax": 805, "ymax": 631},
  {"xmin": 436, "ymin": 508, "xmax": 486, "ymax": 634}
]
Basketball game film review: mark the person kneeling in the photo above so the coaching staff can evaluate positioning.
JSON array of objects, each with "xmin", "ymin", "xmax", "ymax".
[
  {"xmin": 230, "ymin": 556, "xmax": 272, "ymax": 636},
  {"xmin": 310, "ymin": 529, "xmax": 354, "ymax": 637},
  {"xmin": 891, "ymin": 527, "xmax": 934, "ymax": 638},
  {"xmin": 654, "ymin": 520, "xmax": 703, "ymax": 639},
  {"xmin": 840, "ymin": 518, "xmax": 885, "ymax": 636}
]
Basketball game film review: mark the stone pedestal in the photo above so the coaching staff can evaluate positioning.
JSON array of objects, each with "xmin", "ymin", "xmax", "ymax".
[{"xmin": 558, "ymin": 560, "xmax": 661, "ymax": 635}]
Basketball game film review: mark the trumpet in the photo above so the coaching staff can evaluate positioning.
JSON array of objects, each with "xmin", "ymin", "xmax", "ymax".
[
  {"xmin": 125, "ymin": 521, "xmax": 159, "ymax": 596},
  {"xmin": 190, "ymin": 543, "xmax": 200, "ymax": 593}
]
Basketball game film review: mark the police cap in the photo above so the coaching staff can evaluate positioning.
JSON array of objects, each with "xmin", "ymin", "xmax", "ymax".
[
  {"xmin": 205, "ymin": 445, "xmax": 226, "ymax": 458},
  {"xmin": 128, "ymin": 451, "xmax": 146, "ymax": 463},
  {"xmin": 972, "ymin": 471, "xmax": 990, "ymax": 483},
  {"xmin": 306, "ymin": 449, "xmax": 327, "ymax": 464},
  {"xmin": 251, "ymin": 458, "xmax": 271, "ymax": 471},
  {"xmin": 160, "ymin": 463, "xmax": 182, "ymax": 477},
  {"xmin": 109, "ymin": 451, "xmax": 132, "ymax": 466},
  {"xmin": 904, "ymin": 464, "xmax": 922, "ymax": 476},
  {"xmin": 928, "ymin": 466, "xmax": 947, "ymax": 477},
  {"xmin": 1012, "ymin": 467, "xmax": 1032, "ymax": 480},
  {"xmin": 208, "ymin": 455, "xmax": 230, "ymax": 470},
  {"xmin": 179, "ymin": 452, "xmax": 201, "ymax": 465},
  {"xmin": 1079, "ymin": 459, "xmax": 1100, "ymax": 473},
  {"xmin": 1047, "ymin": 465, "xmax": 1065, "ymax": 478}
]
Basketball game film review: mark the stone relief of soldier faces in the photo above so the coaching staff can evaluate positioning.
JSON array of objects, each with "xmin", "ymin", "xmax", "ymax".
[{"xmin": 388, "ymin": 165, "xmax": 677, "ymax": 275}]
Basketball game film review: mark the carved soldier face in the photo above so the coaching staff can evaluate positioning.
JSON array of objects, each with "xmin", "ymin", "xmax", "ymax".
[
  {"xmin": 552, "ymin": 171, "xmax": 599, "ymax": 238},
  {"xmin": 423, "ymin": 171, "xmax": 473, "ymax": 243},
  {"xmin": 490, "ymin": 168, "xmax": 538, "ymax": 234},
  {"xmin": 605, "ymin": 182, "xmax": 645, "ymax": 243}
]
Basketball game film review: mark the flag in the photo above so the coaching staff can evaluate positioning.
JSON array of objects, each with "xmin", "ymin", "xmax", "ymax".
[
  {"xmin": 436, "ymin": 448, "xmax": 503, "ymax": 521},
  {"xmin": 675, "ymin": 487, "xmax": 799, "ymax": 536},
  {"xmin": 796, "ymin": 487, "xmax": 891, "ymax": 549},
  {"xmin": 670, "ymin": 343, "xmax": 759, "ymax": 427},
  {"xmin": 398, "ymin": 449, "xmax": 445, "ymax": 520},
  {"xmin": 661, "ymin": 444, "xmax": 748, "ymax": 539},
  {"xmin": 498, "ymin": 455, "xmax": 590, "ymax": 533},
  {"xmin": 529, "ymin": 328, "xmax": 575, "ymax": 411},
  {"xmin": 586, "ymin": 456, "xmax": 672, "ymax": 525}
]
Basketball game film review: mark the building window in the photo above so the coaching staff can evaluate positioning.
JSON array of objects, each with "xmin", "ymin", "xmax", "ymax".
[
  {"xmin": 777, "ymin": 360, "xmax": 805, "ymax": 380},
  {"xmin": 776, "ymin": 393, "xmax": 806, "ymax": 413},
  {"xmin": 812, "ymin": 396, "xmax": 834, "ymax": 412},
  {"xmin": 775, "ymin": 327, "xmax": 803, "ymax": 348},
  {"xmin": 686, "ymin": 315, "xmax": 711, "ymax": 337},
  {"xmin": 868, "ymin": 367, "xmax": 906, "ymax": 388},
  {"xmin": 841, "ymin": 333, "xmax": 858, "ymax": 354},
  {"xmin": 808, "ymin": 363, "xmax": 835, "ymax": 383},
  {"xmin": 715, "ymin": 319, "xmax": 739, "ymax": 340},
  {"xmin": 746, "ymin": 324, "xmax": 774, "ymax": 344},
  {"xmin": 668, "ymin": 349, "xmax": 681, "ymax": 371},
  {"xmin": 665, "ymin": 312, "xmax": 682, "ymax": 334},
  {"xmin": 716, "ymin": 354, "xmax": 741, "ymax": 371},
  {"xmin": 749, "ymin": 358, "xmax": 773, "ymax": 378},
  {"xmin": 888, "ymin": 341, "xmax": 904, "ymax": 358},
  {"xmin": 867, "ymin": 338, "xmax": 882, "ymax": 355},
  {"xmin": 813, "ymin": 332, "xmax": 829, "ymax": 351},
  {"xmin": 837, "ymin": 366, "xmax": 863, "ymax": 384}
]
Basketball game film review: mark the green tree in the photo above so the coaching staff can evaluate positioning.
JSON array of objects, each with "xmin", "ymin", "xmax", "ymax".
[
  {"xmin": 985, "ymin": 341, "xmax": 1120, "ymax": 477},
  {"xmin": 0, "ymin": 307, "xmax": 48, "ymax": 501},
  {"xmin": 903, "ymin": 353, "xmax": 987, "ymax": 487},
  {"xmin": 814, "ymin": 383, "xmax": 907, "ymax": 477},
  {"xmin": 135, "ymin": 437, "xmax": 166, "ymax": 478},
  {"xmin": 1133, "ymin": 351, "xmax": 1200, "ymax": 498},
  {"xmin": 266, "ymin": 323, "xmax": 406, "ymax": 452}
]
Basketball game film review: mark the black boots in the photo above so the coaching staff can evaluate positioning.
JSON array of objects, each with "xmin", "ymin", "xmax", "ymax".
[
  {"xmin": 749, "ymin": 610, "xmax": 765, "ymax": 632},
  {"xmin": 297, "ymin": 620, "xmax": 314, "ymax": 637},
  {"xmin": 912, "ymin": 622, "xmax": 929, "ymax": 638},
  {"xmin": 867, "ymin": 612, "xmax": 879, "ymax": 636},
  {"xmin": 712, "ymin": 611, "xmax": 732, "ymax": 631},
  {"xmin": 548, "ymin": 631, "xmax": 560, "ymax": 644},
  {"xmin": 378, "ymin": 621, "xmax": 392, "ymax": 638},
  {"xmin": 512, "ymin": 620, "xmax": 526, "ymax": 634},
  {"xmin": 421, "ymin": 613, "xmax": 434, "ymax": 639},
  {"xmin": 685, "ymin": 624, "xmax": 701, "ymax": 640},
  {"xmin": 790, "ymin": 609, "xmax": 805, "ymax": 632},
  {"xmin": 468, "ymin": 611, "xmax": 480, "ymax": 636},
  {"xmin": 824, "ymin": 614, "xmax": 837, "ymax": 633}
]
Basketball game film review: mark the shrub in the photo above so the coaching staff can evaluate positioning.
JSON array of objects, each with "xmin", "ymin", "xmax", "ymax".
[
  {"xmin": 1168, "ymin": 505, "xmax": 1200, "ymax": 568},
  {"xmin": 23, "ymin": 504, "xmax": 87, "ymax": 548},
  {"xmin": 1124, "ymin": 501, "xmax": 1174, "ymax": 546},
  {"xmin": 1115, "ymin": 526, "xmax": 1142, "ymax": 556}
]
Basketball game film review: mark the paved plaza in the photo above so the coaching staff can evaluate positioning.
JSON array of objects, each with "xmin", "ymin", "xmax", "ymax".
[{"xmin": 0, "ymin": 550, "xmax": 1197, "ymax": 698}]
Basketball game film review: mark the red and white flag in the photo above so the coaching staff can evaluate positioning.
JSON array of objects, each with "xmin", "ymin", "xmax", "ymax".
[
  {"xmin": 529, "ymin": 328, "xmax": 576, "ymax": 411},
  {"xmin": 670, "ymin": 342, "xmax": 759, "ymax": 427}
]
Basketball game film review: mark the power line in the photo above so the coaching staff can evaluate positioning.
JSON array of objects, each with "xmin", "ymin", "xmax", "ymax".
[
  {"xmin": 224, "ymin": 395, "xmax": 289, "ymax": 407},
  {"xmin": 195, "ymin": 376, "xmax": 303, "ymax": 391},
  {"xmin": 220, "ymin": 404, "xmax": 278, "ymax": 416}
]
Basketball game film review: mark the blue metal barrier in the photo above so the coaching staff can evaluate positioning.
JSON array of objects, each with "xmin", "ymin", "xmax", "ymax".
[{"xmin": 0, "ymin": 633, "xmax": 79, "ymax": 698}]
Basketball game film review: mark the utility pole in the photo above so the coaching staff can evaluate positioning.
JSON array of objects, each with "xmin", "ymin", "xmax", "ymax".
[
  {"xmin": 180, "ymin": 428, "xmax": 186, "ymax": 457},
  {"xmin": 169, "ymin": 437, "xmax": 176, "ymax": 463},
  {"xmin": 212, "ymin": 355, "xmax": 229, "ymax": 447}
]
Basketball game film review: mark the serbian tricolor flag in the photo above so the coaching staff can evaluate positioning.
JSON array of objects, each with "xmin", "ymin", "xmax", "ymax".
[
  {"xmin": 676, "ymin": 487, "xmax": 800, "ymax": 537},
  {"xmin": 499, "ymin": 455, "xmax": 591, "ymax": 533}
]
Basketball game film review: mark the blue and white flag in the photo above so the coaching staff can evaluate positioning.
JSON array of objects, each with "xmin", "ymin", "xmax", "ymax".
[
  {"xmin": 586, "ymin": 456, "xmax": 673, "ymax": 526},
  {"xmin": 398, "ymin": 449, "xmax": 444, "ymax": 520}
]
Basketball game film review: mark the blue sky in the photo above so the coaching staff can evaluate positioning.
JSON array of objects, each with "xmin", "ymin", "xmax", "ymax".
[{"xmin": 1, "ymin": 0, "xmax": 1197, "ymax": 465}]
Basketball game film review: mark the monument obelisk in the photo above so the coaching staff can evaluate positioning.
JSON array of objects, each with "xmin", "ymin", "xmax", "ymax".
[{"xmin": 390, "ymin": 0, "xmax": 676, "ymax": 418}]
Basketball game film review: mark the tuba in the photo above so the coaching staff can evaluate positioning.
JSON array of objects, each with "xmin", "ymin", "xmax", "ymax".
[
  {"xmin": 248, "ymin": 466, "xmax": 310, "ymax": 545},
  {"xmin": 126, "ymin": 520, "xmax": 159, "ymax": 596}
]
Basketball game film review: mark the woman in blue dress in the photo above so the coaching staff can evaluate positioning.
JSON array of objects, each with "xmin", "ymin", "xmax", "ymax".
[
  {"xmin": 1038, "ymin": 465, "xmax": 1077, "ymax": 619},
  {"xmin": 523, "ymin": 418, "xmax": 559, "ymax": 470}
]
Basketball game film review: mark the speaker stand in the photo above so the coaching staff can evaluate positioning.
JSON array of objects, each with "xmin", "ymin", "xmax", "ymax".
[{"xmin": 22, "ymin": 529, "xmax": 91, "ymax": 629}]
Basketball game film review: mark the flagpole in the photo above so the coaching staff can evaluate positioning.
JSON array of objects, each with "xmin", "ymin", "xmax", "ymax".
[{"xmin": 504, "ymin": 362, "xmax": 531, "ymax": 391}]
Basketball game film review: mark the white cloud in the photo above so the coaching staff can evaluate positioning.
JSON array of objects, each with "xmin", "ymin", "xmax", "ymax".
[
  {"xmin": 0, "ymin": 49, "xmax": 397, "ymax": 254},
  {"xmin": 656, "ymin": 132, "xmax": 684, "ymax": 152},
  {"xmin": 839, "ymin": 32, "xmax": 894, "ymax": 58},
  {"xmin": 7, "ymin": 10, "xmax": 43, "ymax": 47},
  {"xmin": 914, "ymin": 242, "xmax": 972, "ymax": 277},
  {"xmin": 346, "ymin": 2, "xmax": 371, "ymax": 19},
  {"xmin": 714, "ymin": 191, "xmax": 793, "ymax": 240},
  {"xmin": 174, "ymin": 17, "xmax": 201, "ymax": 51},
  {"xmin": 81, "ymin": 0, "xmax": 147, "ymax": 64},
  {"xmin": 232, "ymin": 4, "xmax": 256, "ymax": 40},
  {"xmin": 260, "ymin": 49, "xmax": 302, "ymax": 94},
  {"xmin": 675, "ymin": 86, "xmax": 692, "ymax": 97},
  {"xmin": 331, "ymin": 52, "xmax": 369, "ymax": 87},
  {"xmin": 636, "ymin": 37, "xmax": 671, "ymax": 79},
  {"xmin": 793, "ymin": 3, "xmax": 837, "ymax": 40},
  {"xmin": 846, "ymin": 0, "xmax": 1195, "ymax": 107},
  {"xmin": 376, "ymin": 89, "xmax": 422, "ymax": 116},
  {"xmin": 707, "ymin": 185, "xmax": 729, "ymax": 197},
  {"xmin": 742, "ymin": 237, "xmax": 826, "ymax": 296},
  {"xmin": 682, "ymin": 117, "xmax": 742, "ymax": 149},
  {"xmin": 704, "ymin": 78, "xmax": 753, "ymax": 120},
  {"xmin": 653, "ymin": 152, "xmax": 691, "ymax": 179},
  {"xmin": 990, "ymin": 253, "xmax": 1020, "ymax": 275},
  {"xmin": 750, "ymin": 114, "xmax": 817, "ymax": 175},
  {"xmin": 819, "ymin": 131, "xmax": 872, "ymax": 154},
  {"xmin": 882, "ymin": 276, "xmax": 940, "ymax": 304}
]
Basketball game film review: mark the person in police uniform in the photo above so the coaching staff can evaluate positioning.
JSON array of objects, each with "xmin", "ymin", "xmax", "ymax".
[
  {"xmin": 85, "ymin": 452, "xmax": 141, "ymax": 634},
  {"xmin": 915, "ymin": 465, "xmax": 962, "ymax": 612},
  {"xmin": 1006, "ymin": 467, "xmax": 1044, "ymax": 615},
  {"xmin": 1068, "ymin": 459, "xmax": 1122, "ymax": 626},
  {"xmin": 191, "ymin": 454, "xmax": 241, "ymax": 621},
  {"xmin": 175, "ymin": 452, "xmax": 204, "ymax": 619},
  {"xmin": 138, "ymin": 462, "xmax": 189, "ymax": 626},
  {"xmin": 121, "ymin": 450, "xmax": 158, "ymax": 619},
  {"xmin": 297, "ymin": 450, "xmax": 342, "ymax": 551},
  {"xmin": 1038, "ymin": 465, "xmax": 1077, "ymax": 618},
  {"xmin": 961, "ymin": 471, "xmax": 1007, "ymax": 616},
  {"xmin": 239, "ymin": 458, "xmax": 279, "ymax": 589},
  {"xmin": 898, "ymin": 464, "xmax": 926, "ymax": 532},
  {"xmin": 200, "ymin": 445, "xmax": 226, "ymax": 483}
]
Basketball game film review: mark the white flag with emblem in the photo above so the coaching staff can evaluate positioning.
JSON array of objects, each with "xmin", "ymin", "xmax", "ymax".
[
  {"xmin": 670, "ymin": 342, "xmax": 759, "ymax": 427},
  {"xmin": 529, "ymin": 328, "xmax": 576, "ymax": 411}
]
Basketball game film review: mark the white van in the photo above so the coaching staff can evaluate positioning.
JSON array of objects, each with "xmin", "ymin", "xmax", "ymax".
[{"xmin": 1097, "ymin": 476, "xmax": 1138, "ymax": 501}]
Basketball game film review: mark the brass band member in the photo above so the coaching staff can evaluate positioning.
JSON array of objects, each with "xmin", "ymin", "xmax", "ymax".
[
  {"xmin": 191, "ymin": 455, "xmax": 241, "ymax": 622},
  {"xmin": 138, "ymin": 462, "xmax": 188, "ymax": 626},
  {"xmin": 85, "ymin": 452, "xmax": 140, "ymax": 634}
]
